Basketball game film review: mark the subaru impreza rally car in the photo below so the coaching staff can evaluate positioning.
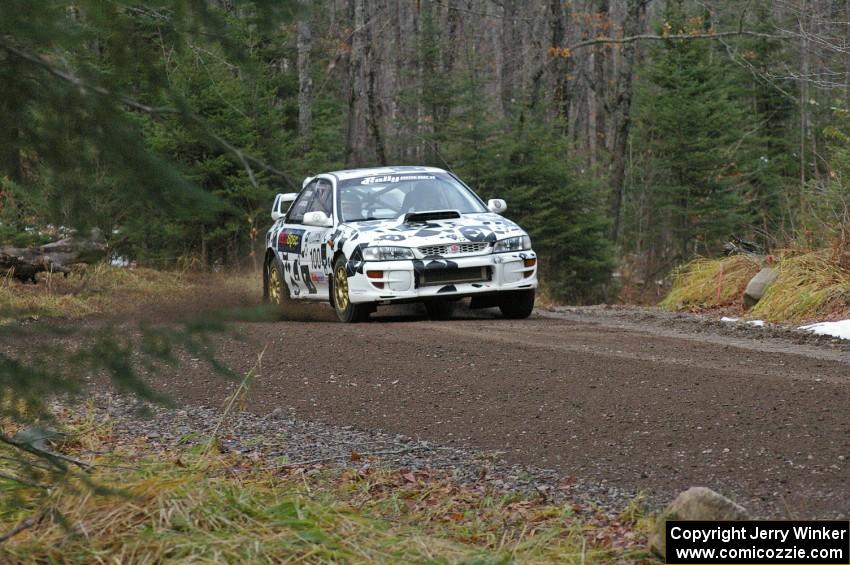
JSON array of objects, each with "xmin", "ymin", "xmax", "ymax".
[{"xmin": 263, "ymin": 166, "xmax": 537, "ymax": 322}]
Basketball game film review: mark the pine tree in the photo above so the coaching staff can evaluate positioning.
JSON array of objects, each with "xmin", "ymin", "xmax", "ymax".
[
  {"xmin": 0, "ymin": 1, "xmax": 296, "ymax": 263},
  {"xmin": 732, "ymin": 0, "xmax": 799, "ymax": 241},
  {"xmin": 0, "ymin": 0, "xmax": 295, "ymax": 503},
  {"xmin": 626, "ymin": 0, "xmax": 750, "ymax": 269},
  {"xmin": 489, "ymin": 120, "xmax": 614, "ymax": 303}
]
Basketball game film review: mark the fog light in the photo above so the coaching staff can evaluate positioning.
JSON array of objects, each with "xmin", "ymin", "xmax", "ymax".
[{"xmin": 367, "ymin": 270, "xmax": 384, "ymax": 288}]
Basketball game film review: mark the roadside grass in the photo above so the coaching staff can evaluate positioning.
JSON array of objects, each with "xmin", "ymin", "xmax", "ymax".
[
  {"xmin": 661, "ymin": 250, "xmax": 850, "ymax": 323},
  {"xmin": 0, "ymin": 412, "xmax": 653, "ymax": 564},
  {"xmin": 0, "ymin": 265, "xmax": 260, "ymax": 322},
  {"xmin": 659, "ymin": 255, "xmax": 761, "ymax": 311},
  {"xmin": 751, "ymin": 250, "xmax": 850, "ymax": 322},
  {"xmin": 0, "ymin": 264, "xmax": 189, "ymax": 320}
]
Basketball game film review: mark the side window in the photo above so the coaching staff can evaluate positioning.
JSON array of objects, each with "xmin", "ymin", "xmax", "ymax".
[
  {"xmin": 287, "ymin": 182, "xmax": 317, "ymax": 224},
  {"xmin": 306, "ymin": 180, "xmax": 334, "ymax": 216}
]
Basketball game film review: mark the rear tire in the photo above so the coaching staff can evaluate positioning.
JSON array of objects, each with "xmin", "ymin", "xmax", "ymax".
[
  {"xmin": 499, "ymin": 289, "xmax": 535, "ymax": 319},
  {"xmin": 424, "ymin": 300, "xmax": 454, "ymax": 320},
  {"xmin": 332, "ymin": 256, "xmax": 371, "ymax": 323}
]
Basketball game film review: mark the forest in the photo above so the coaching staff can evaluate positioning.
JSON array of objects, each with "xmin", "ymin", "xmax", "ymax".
[{"xmin": 2, "ymin": 0, "xmax": 849, "ymax": 303}]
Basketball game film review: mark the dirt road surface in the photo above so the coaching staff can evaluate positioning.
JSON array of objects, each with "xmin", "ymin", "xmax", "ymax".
[{"xmin": 130, "ymin": 303, "xmax": 850, "ymax": 519}]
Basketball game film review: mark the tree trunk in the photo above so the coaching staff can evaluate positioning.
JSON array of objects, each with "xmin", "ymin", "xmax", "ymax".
[
  {"xmin": 591, "ymin": 0, "xmax": 610, "ymax": 167},
  {"xmin": 607, "ymin": 0, "xmax": 648, "ymax": 243},
  {"xmin": 500, "ymin": 0, "xmax": 518, "ymax": 118},
  {"xmin": 548, "ymin": 0, "xmax": 570, "ymax": 128},
  {"xmin": 367, "ymin": 61, "xmax": 387, "ymax": 165},
  {"xmin": 344, "ymin": 0, "xmax": 369, "ymax": 166},
  {"xmin": 296, "ymin": 14, "xmax": 313, "ymax": 147}
]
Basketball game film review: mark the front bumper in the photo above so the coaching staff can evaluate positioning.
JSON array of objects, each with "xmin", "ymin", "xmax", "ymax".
[{"xmin": 346, "ymin": 251, "xmax": 538, "ymax": 304}]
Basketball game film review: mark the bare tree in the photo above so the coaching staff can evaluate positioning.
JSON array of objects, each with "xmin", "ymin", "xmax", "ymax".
[
  {"xmin": 344, "ymin": 0, "xmax": 369, "ymax": 166},
  {"xmin": 605, "ymin": 0, "xmax": 650, "ymax": 243},
  {"xmin": 297, "ymin": 12, "xmax": 313, "ymax": 146}
]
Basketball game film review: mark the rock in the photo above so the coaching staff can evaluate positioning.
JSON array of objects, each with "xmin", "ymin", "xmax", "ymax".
[
  {"xmin": 744, "ymin": 267, "xmax": 778, "ymax": 307},
  {"xmin": 12, "ymin": 426, "xmax": 66, "ymax": 451},
  {"xmin": 649, "ymin": 487, "xmax": 750, "ymax": 559}
]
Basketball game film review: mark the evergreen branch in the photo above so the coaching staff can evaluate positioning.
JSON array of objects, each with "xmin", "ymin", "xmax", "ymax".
[
  {"xmin": 715, "ymin": 37, "xmax": 796, "ymax": 102},
  {"xmin": 0, "ymin": 38, "xmax": 297, "ymax": 190},
  {"xmin": 0, "ymin": 39, "xmax": 173, "ymax": 114}
]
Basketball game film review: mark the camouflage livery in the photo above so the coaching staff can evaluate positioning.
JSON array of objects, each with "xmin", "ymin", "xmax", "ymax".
[{"xmin": 264, "ymin": 166, "xmax": 537, "ymax": 318}]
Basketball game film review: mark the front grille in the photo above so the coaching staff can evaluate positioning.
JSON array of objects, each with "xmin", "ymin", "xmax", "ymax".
[
  {"xmin": 418, "ymin": 242, "xmax": 491, "ymax": 257},
  {"xmin": 419, "ymin": 266, "xmax": 490, "ymax": 287}
]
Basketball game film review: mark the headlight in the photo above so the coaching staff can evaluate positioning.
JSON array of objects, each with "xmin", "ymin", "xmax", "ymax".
[
  {"xmin": 494, "ymin": 235, "xmax": 531, "ymax": 253},
  {"xmin": 362, "ymin": 246, "xmax": 414, "ymax": 261}
]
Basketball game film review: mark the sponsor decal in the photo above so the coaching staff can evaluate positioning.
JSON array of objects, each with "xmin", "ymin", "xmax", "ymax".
[
  {"xmin": 360, "ymin": 174, "xmax": 436, "ymax": 185},
  {"xmin": 310, "ymin": 272, "xmax": 327, "ymax": 284},
  {"xmin": 277, "ymin": 229, "xmax": 304, "ymax": 254}
]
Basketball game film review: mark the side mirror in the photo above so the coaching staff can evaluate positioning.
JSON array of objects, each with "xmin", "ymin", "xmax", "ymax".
[
  {"xmin": 487, "ymin": 198, "xmax": 507, "ymax": 213},
  {"xmin": 303, "ymin": 211, "xmax": 334, "ymax": 228},
  {"xmin": 271, "ymin": 193, "xmax": 298, "ymax": 221}
]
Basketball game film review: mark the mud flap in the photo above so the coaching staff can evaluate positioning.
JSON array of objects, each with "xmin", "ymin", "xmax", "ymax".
[{"xmin": 470, "ymin": 294, "xmax": 501, "ymax": 309}]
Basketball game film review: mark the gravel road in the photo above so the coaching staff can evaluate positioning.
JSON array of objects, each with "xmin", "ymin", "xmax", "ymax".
[
  {"xmin": 111, "ymin": 301, "xmax": 850, "ymax": 519},
  {"xmin": 10, "ymin": 291, "xmax": 848, "ymax": 519}
]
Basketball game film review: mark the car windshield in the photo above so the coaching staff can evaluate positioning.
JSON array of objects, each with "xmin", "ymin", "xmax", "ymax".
[{"xmin": 337, "ymin": 172, "xmax": 487, "ymax": 222}]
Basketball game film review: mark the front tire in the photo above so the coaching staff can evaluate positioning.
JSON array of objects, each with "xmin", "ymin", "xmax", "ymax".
[
  {"xmin": 499, "ymin": 289, "xmax": 535, "ymax": 319},
  {"xmin": 264, "ymin": 256, "xmax": 292, "ymax": 309},
  {"xmin": 332, "ymin": 257, "xmax": 371, "ymax": 323}
]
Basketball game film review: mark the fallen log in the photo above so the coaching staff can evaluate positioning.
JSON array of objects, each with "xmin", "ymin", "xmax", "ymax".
[{"xmin": 0, "ymin": 237, "xmax": 107, "ymax": 283}]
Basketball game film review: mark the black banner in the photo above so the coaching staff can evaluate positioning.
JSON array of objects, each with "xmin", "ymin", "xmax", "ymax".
[{"xmin": 666, "ymin": 521, "xmax": 849, "ymax": 564}]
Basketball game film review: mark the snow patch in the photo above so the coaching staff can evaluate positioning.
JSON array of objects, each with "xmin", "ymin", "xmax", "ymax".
[
  {"xmin": 720, "ymin": 317, "xmax": 764, "ymax": 327},
  {"xmin": 798, "ymin": 319, "xmax": 850, "ymax": 340}
]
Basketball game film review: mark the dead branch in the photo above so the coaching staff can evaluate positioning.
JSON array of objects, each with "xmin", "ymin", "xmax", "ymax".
[
  {"xmin": 0, "ymin": 238, "xmax": 106, "ymax": 283},
  {"xmin": 563, "ymin": 30, "xmax": 789, "ymax": 53},
  {"xmin": 0, "ymin": 472, "xmax": 48, "ymax": 490},
  {"xmin": 0, "ymin": 517, "xmax": 36, "ymax": 544}
]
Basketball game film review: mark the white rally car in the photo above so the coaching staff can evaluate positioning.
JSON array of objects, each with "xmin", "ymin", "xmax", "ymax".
[{"xmin": 262, "ymin": 166, "xmax": 538, "ymax": 322}]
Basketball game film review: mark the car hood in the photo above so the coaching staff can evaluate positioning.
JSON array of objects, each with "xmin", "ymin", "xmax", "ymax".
[{"xmin": 338, "ymin": 212, "xmax": 527, "ymax": 247}]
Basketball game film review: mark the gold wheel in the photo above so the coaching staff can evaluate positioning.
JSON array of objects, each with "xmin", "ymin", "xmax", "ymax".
[
  {"xmin": 268, "ymin": 263, "xmax": 282, "ymax": 304},
  {"xmin": 334, "ymin": 265, "xmax": 349, "ymax": 310}
]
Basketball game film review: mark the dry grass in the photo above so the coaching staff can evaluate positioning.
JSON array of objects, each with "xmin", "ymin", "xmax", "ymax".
[
  {"xmin": 751, "ymin": 250, "xmax": 850, "ymax": 323},
  {"xmin": 661, "ymin": 250, "xmax": 850, "ymax": 323},
  {"xmin": 659, "ymin": 255, "xmax": 761, "ymax": 312},
  {"xmin": 0, "ymin": 411, "xmax": 652, "ymax": 564},
  {"xmin": 0, "ymin": 264, "xmax": 189, "ymax": 320},
  {"xmin": 0, "ymin": 265, "xmax": 259, "ymax": 322}
]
